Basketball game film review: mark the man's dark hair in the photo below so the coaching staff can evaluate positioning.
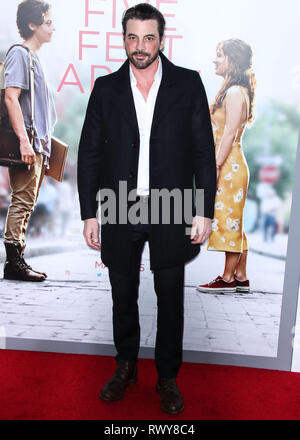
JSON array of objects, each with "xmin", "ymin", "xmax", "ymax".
[
  {"xmin": 122, "ymin": 3, "xmax": 166, "ymax": 40},
  {"xmin": 17, "ymin": 0, "xmax": 50, "ymax": 40}
]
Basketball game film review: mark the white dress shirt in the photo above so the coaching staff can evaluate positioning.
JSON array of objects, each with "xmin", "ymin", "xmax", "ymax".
[{"xmin": 130, "ymin": 56, "xmax": 162, "ymax": 196}]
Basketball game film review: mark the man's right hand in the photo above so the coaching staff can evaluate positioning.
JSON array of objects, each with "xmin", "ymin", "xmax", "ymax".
[
  {"xmin": 20, "ymin": 139, "xmax": 36, "ymax": 165},
  {"xmin": 83, "ymin": 218, "xmax": 101, "ymax": 250}
]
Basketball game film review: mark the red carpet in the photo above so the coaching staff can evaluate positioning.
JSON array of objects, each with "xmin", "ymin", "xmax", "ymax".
[{"xmin": 0, "ymin": 349, "xmax": 300, "ymax": 420}]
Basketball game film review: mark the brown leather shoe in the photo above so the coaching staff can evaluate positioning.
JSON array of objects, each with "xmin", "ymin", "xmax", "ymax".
[
  {"xmin": 156, "ymin": 378, "xmax": 184, "ymax": 415},
  {"xmin": 3, "ymin": 242, "xmax": 45, "ymax": 282},
  {"xmin": 20, "ymin": 244, "xmax": 47, "ymax": 278},
  {"xmin": 99, "ymin": 360, "xmax": 137, "ymax": 401}
]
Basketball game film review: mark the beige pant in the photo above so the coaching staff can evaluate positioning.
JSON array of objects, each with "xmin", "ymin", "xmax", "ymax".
[{"xmin": 4, "ymin": 152, "xmax": 45, "ymax": 246}]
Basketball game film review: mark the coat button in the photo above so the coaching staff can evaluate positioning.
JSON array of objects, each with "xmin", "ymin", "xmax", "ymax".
[
  {"xmin": 104, "ymin": 139, "xmax": 108, "ymax": 144},
  {"xmin": 129, "ymin": 172, "xmax": 135, "ymax": 179},
  {"xmin": 131, "ymin": 142, "xmax": 137, "ymax": 148}
]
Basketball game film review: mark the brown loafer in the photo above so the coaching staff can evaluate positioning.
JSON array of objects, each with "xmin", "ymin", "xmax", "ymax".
[
  {"xmin": 99, "ymin": 360, "xmax": 137, "ymax": 401},
  {"xmin": 156, "ymin": 378, "xmax": 184, "ymax": 415}
]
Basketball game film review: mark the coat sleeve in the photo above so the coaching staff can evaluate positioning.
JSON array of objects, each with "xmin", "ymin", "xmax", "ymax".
[
  {"xmin": 190, "ymin": 72, "xmax": 216, "ymax": 219},
  {"xmin": 77, "ymin": 79, "xmax": 103, "ymax": 220}
]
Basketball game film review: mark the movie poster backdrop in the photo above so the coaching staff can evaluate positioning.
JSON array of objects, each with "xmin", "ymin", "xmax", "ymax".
[{"xmin": 1, "ymin": 0, "xmax": 300, "ymax": 371}]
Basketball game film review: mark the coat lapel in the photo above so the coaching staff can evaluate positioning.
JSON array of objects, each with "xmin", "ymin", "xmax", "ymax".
[
  {"xmin": 113, "ymin": 53, "xmax": 181, "ymax": 137},
  {"xmin": 150, "ymin": 52, "xmax": 182, "ymax": 135},
  {"xmin": 113, "ymin": 59, "xmax": 139, "ymax": 136}
]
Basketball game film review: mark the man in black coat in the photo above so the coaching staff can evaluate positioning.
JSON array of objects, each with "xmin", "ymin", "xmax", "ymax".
[{"xmin": 77, "ymin": 3, "xmax": 216, "ymax": 415}]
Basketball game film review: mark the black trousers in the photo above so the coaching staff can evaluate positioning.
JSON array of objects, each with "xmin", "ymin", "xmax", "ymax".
[{"xmin": 108, "ymin": 212, "xmax": 185, "ymax": 379}]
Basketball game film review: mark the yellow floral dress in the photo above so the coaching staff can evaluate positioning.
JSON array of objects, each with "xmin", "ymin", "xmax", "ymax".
[{"xmin": 207, "ymin": 86, "xmax": 250, "ymax": 253}]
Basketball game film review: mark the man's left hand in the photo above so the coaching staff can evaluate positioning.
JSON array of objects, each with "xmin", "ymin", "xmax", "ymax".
[{"xmin": 190, "ymin": 216, "xmax": 212, "ymax": 244}]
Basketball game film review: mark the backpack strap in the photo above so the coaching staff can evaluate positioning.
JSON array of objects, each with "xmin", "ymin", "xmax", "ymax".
[{"xmin": 6, "ymin": 44, "xmax": 30, "ymax": 57}]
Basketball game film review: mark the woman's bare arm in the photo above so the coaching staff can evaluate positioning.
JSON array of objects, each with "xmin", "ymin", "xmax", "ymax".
[{"xmin": 216, "ymin": 87, "xmax": 245, "ymax": 180}]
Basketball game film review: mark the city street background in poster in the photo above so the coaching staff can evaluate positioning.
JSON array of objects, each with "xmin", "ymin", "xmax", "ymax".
[{"xmin": 0, "ymin": 0, "xmax": 300, "ymax": 365}]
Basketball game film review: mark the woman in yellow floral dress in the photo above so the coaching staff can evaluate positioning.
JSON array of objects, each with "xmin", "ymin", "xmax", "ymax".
[{"xmin": 197, "ymin": 39, "xmax": 256, "ymax": 293}]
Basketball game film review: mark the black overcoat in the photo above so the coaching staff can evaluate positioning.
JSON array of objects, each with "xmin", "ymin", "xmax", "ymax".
[{"xmin": 77, "ymin": 52, "xmax": 216, "ymax": 275}]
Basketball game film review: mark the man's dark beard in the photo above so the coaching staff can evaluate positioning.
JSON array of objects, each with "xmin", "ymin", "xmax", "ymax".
[{"xmin": 126, "ymin": 49, "xmax": 160, "ymax": 70}]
